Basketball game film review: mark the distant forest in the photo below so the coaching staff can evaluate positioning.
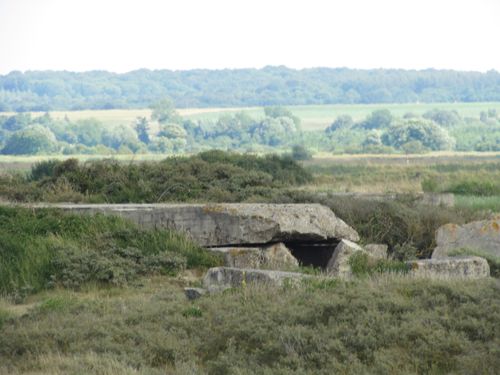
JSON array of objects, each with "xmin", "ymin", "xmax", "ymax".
[{"xmin": 0, "ymin": 67, "xmax": 499, "ymax": 111}]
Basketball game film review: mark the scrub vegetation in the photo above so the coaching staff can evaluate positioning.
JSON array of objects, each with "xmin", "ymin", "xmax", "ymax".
[
  {"xmin": 0, "ymin": 276, "xmax": 499, "ymax": 374},
  {"xmin": 0, "ymin": 151, "xmax": 499, "ymax": 374}
]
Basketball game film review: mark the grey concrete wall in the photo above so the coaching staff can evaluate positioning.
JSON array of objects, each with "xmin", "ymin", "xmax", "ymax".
[{"xmin": 29, "ymin": 203, "xmax": 359, "ymax": 247}]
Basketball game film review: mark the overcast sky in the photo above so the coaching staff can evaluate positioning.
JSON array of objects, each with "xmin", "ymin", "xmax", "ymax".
[{"xmin": 0, "ymin": 0, "xmax": 499, "ymax": 74}]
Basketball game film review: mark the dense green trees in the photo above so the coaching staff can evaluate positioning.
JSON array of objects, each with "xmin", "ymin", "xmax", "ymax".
[
  {"xmin": 0, "ymin": 67, "xmax": 499, "ymax": 111},
  {"xmin": 360, "ymin": 109, "xmax": 393, "ymax": 129},
  {"xmin": 381, "ymin": 119, "xmax": 455, "ymax": 151},
  {"xmin": 2, "ymin": 125, "xmax": 58, "ymax": 154},
  {"xmin": 0, "ymin": 103, "xmax": 498, "ymax": 155}
]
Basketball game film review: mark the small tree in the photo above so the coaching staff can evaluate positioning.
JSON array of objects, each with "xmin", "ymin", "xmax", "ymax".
[
  {"xmin": 361, "ymin": 109, "xmax": 393, "ymax": 129},
  {"xmin": 1, "ymin": 125, "xmax": 58, "ymax": 155},
  {"xmin": 264, "ymin": 106, "xmax": 301, "ymax": 126},
  {"xmin": 150, "ymin": 98, "xmax": 181, "ymax": 124},
  {"xmin": 382, "ymin": 119, "xmax": 455, "ymax": 151},
  {"xmin": 135, "ymin": 117, "xmax": 150, "ymax": 144},
  {"xmin": 291, "ymin": 145, "xmax": 312, "ymax": 160},
  {"xmin": 325, "ymin": 115, "xmax": 354, "ymax": 133}
]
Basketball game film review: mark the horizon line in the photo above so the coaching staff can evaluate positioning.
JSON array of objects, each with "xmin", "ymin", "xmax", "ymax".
[{"xmin": 1, "ymin": 65, "xmax": 499, "ymax": 76}]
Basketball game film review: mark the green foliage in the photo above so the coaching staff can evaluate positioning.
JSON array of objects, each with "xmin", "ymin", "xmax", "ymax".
[
  {"xmin": 50, "ymin": 245, "xmax": 187, "ymax": 289},
  {"xmin": 36, "ymin": 295, "xmax": 78, "ymax": 314},
  {"xmin": 1, "ymin": 68, "xmax": 500, "ymax": 111},
  {"xmin": 423, "ymin": 109, "xmax": 462, "ymax": 126},
  {"xmin": 325, "ymin": 115, "xmax": 353, "ymax": 133},
  {"xmin": 0, "ymin": 151, "xmax": 312, "ymax": 203},
  {"xmin": 1, "ymin": 125, "xmax": 58, "ymax": 155},
  {"xmin": 150, "ymin": 98, "xmax": 181, "ymax": 124},
  {"xmin": 0, "ymin": 309, "xmax": 12, "ymax": 330},
  {"xmin": 29, "ymin": 159, "xmax": 60, "ymax": 180},
  {"xmin": 135, "ymin": 116, "xmax": 150, "ymax": 144},
  {"xmin": 291, "ymin": 145, "xmax": 313, "ymax": 160},
  {"xmin": 446, "ymin": 179, "xmax": 500, "ymax": 196},
  {"xmin": 349, "ymin": 251, "xmax": 411, "ymax": 276},
  {"xmin": 182, "ymin": 306, "xmax": 203, "ymax": 318},
  {"xmin": 0, "ymin": 206, "xmax": 217, "ymax": 295},
  {"xmin": 454, "ymin": 195, "xmax": 500, "ymax": 213},
  {"xmin": 264, "ymin": 106, "xmax": 301, "ymax": 126},
  {"xmin": 360, "ymin": 109, "xmax": 393, "ymax": 129},
  {"xmin": 102, "ymin": 124, "xmax": 140, "ymax": 151},
  {"xmin": 391, "ymin": 243, "xmax": 418, "ymax": 261},
  {"xmin": 423, "ymin": 175, "xmax": 500, "ymax": 197},
  {"xmin": 382, "ymin": 119, "xmax": 455, "ymax": 151}
]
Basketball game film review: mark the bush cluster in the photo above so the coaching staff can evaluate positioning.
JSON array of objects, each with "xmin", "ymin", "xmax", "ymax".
[
  {"xmin": 0, "ymin": 151, "xmax": 310, "ymax": 203},
  {"xmin": 0, "ymin": 206, "xmax": 219, "ymax": 295}
]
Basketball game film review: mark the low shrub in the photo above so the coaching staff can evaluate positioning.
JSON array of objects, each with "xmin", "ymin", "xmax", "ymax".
[
  {"xmin": 447, "ymin": 179, "xmax": 500, "ymax": 196},
  {"xmin": 0, "ymin": 206, "xmax": 219, "ymax": 295},
  {"xmin": 1, "ymin": 151, "xmax": 312, "ymax": 203}
]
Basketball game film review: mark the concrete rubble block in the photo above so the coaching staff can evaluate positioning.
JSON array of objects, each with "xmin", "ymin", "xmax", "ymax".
[
  {"xmin": 38, "ymin": 203, "xmax": 360, "ymax": 247},
  {"xmin": 326, "ymin": 239, "xmax": 366, "ymax": 279},
  {"xmin": 432, "ymin": 220, "xmax": 500, "ymax": 259},
  {"xmin": 202, "ymin": 267, "xmax": 312, "ymax": 293},
  {"xmin": 184, "ymin": 287, "xmax": 207, "ymax": 300},
  {"xmin": 207, "ymin": 242, "xmax": 299, "ymax": 270},
  {"xmin": 364, "ymin": 244, "xmax": 388, "ymax": 259},
  {"xmin": 407, "ymin": 256, "xmax": 490, "ymax": 279}
]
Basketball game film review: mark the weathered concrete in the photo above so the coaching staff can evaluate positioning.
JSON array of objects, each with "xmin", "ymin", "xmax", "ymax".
[
  {"xmin": 326, "ymin": 239, "xmax": 366, "ymax": 278},
  {"xmin": 364, "ymin": 244, "xmax": 388, "ymax": 260},
  {"xmin": 432, "ymin": 220, "xmax": 500, "ymax": 259},
  {"xmin": 407, "ymin": 256, "xmax": 490, "ymax": 279},
  {"xmin": 36, "ymin": 203, "xmax": 359, "ymax": 246},
  {"xmin": 207, "ymin": 243, "xmax": 298, "ymax": 270},
  {"xmin": 184, "ymin": 287, "xmax": 207, "ymax": 300},
  {"xmin": 203, "ymin": 267, "xmax": 312, "ymax": 292}
]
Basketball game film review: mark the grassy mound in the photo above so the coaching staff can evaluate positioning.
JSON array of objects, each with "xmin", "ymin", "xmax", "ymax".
[{"xmin": 0, "ymin": 206, "xmax": 220, "ymax": 296}]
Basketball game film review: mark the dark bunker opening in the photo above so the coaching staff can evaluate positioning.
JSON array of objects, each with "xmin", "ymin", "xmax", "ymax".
[{"xmin": 284, "ymin": 240, "xmax": 340, "ymax": 269}]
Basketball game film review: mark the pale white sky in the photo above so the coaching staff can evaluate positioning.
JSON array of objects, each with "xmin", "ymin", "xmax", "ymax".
[{"xmin": 0, "ymin": 0, "xmax": 499, "ymax": 74}]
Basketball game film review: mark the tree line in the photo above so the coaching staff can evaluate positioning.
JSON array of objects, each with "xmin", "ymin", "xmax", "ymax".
[
  {"xmin": 0, "ymin": 67, "xmax": 499, "ymax": 111},
  {"xmin": 0, "ymin": 100, "xmax": 499, "ymax": 155}
]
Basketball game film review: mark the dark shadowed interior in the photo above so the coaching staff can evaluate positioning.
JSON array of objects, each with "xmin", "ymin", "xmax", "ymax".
[{"xmin": 285, "ymin": 240, "xmax": 340, "ymax": 269}]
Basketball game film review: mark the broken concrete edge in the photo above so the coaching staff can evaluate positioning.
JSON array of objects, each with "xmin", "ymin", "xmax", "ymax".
[
  {"xmin": 406, "ymin": 256, "xmax": 490, "ymax": 279},
  {"xmin": 326, "ymin": 239, "xmax": 366, "ymax": 279},
  {"xmin": 432, "ymin": 219, "xmax": 500, "ymax": 259},
  {"xmin": 201, "ymin": 256, "xmax": 491, "ymax": 294},
  {"xmin": 202, "ymin": 267, "xmax": 317, "ymax": 293},
  {"xmin": 205, "ymin": 243, "xmax": 299, "ymax": 270}
]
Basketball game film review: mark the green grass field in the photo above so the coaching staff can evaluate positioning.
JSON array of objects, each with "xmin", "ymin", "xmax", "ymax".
[{"xmin": 4, "ymin": 102, "xmax": 500, "ymax": 131}]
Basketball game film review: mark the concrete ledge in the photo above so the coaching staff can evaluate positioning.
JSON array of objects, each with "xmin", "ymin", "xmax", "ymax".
[
  {"xmin": 202, "ymin": 267, "xmax": 312, "ymax": 292},
  {"xmin": 407, "ymin": 256, "xmax": 490, "ymax": 279},
  {"xmin": 25, "ymin": 203, "xmax": 359, "ymax": 246}
]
